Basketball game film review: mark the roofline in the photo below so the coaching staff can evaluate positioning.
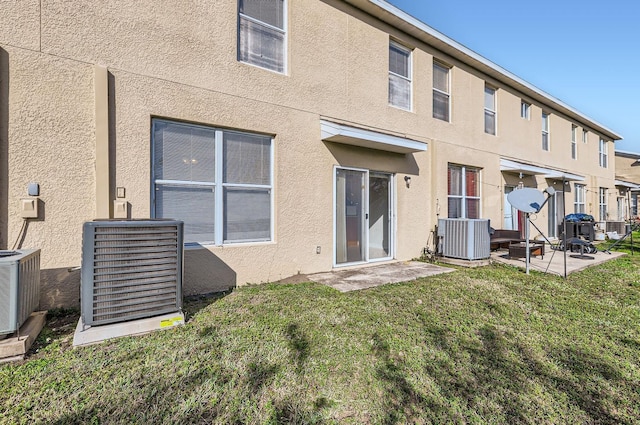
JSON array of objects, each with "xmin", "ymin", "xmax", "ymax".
[
  {"xmin": 615, "ymin": 149, "xmax": 640, "ymax": 159},
  {"xmin": 345, "ymin": 0, "xmax": 623, "ymax": 141}
]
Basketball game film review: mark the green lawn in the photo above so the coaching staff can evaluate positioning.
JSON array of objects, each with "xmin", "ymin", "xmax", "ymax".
[{"xmin": 2, "ymin": 251, "xmax": 640, "ymax": 424}]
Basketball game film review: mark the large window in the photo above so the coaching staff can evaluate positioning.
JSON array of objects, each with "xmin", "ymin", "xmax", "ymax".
[
  {"xmin": 571, "ymin": 125, "xmax": 578, "ymax": 159},
  {"xmin": 433, "ymin": 62, "xmax": 450, "ymax": 121},
  {"xmin": 542, "ymin": 113, "xmax": 550, "ymax": 151},
  {"xmin": 152, "ymin": 119, "xmax": 273, "ymax": 244},
  {"xmin": 388, "ymin": 41, "xmax": 412, "ymax": 110},
  {"xmin": 599, "ymin": 138, "xmax": 608, "ymax": 168},
  {"xmin": 574, "ymin": 184, "xmax": 585, "ymax": 213},
  {"xmin": 238, "ymin": 0, "xmax": 286, "ymax": 73},
  {"xmin": 484, "ymin": 86, "xmax": 496, "ymax": 135},
  {"xmin": 448, "ymin": 164, "xmax": 480, "ymax": 219},
  {"xmin": 599, "ymin": 187, "xmax": 608, "ymax": 221}
]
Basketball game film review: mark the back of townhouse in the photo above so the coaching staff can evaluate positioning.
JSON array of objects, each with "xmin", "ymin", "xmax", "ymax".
[
  {"xmin": 615, "ymin": 151, "xmax": 640, "ymax": 217},
  {"xmin": 0, "ymin": 0, "xmax": 622, "ymax": 309}
]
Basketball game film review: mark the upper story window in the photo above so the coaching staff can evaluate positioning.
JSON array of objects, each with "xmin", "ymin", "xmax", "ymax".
[
  {"xmin": 238, "ymin": 0, "xmax": 286, "ymax": 73},
  {"xmin": 388, "ymin": 41, "xmax": 412, "ymax": 110},
  {"xmin": 571, "ymin": 125, "xmax": 578, "ymax": 159},
  {"xmin": 152, "ymin": 119, "xmax": 273, "ymax": 245},
  {"xmin": 542, "ymin": 112, "xmax": 550, "ymax": 151},
  {"xmin": 521, "ymin": 101, "xmax": 531, "ymax": 119},
  {"xmin": 574, "ymin": 184, "xmax": 585, "ymax": 213},
  {"xmin": 599, "ymin": 138, "xmax": 608, "ymax": 168},
  {"xmin": 433, "ymin": 62, "xmax": 450, "ymax": 121},
  {"xmin": 583, "ymin": 129, "xmax": 588, "ymax": 143},
  {"xmin": 484, "ymin": 86, "xmax": 496, "ymax": 135},
  {"xmin": 448, "ymin": 164, "xmax": 481, "ymax": 219}
]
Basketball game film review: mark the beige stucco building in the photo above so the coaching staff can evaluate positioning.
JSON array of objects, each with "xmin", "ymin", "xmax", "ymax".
[
  {"xmin": 0, "ymin": 0, "xmax": 624, "ymax": 308},
  {"xmin": 615, "ymin": 151, "xmax": 640, "ymax": 217}
]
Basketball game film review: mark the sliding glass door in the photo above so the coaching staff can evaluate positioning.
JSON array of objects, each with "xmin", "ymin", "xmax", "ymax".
[{"xmin": 335, "ymin": 167, "xmax": 394, "ymax": 266}]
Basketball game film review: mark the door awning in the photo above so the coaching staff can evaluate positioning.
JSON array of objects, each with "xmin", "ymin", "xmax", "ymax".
[
  {"xmin": 615, "ymin": 179, "xmax": 640, "ymax": 189},
  {"xmin": 500, "ymin": 159, "xmax": 585, "ymax": 182},
  {"xmin": 320, "ymin": 120, "xmax": 427, "ymax": 154}
]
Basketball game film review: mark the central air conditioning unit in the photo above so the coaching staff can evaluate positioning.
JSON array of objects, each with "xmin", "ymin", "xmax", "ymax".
[
  {"xmin": 0, "ymin": 249, "xmax": 41, "ymax": 337},
  {"xmin": 75, "ymin": 220, "xmax": 184, "ymax": 345},
  {"xmin": 606, "ymin": 221, "xmax": 626, "ymax": 235},
  {"xmin": 437, "ymin": 218, "xmax": 490, "ymax": 260}
]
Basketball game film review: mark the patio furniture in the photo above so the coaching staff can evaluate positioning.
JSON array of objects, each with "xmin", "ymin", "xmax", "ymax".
[
  {"xmin": 567, "ymin": 238, "xmax": 595, "ymax": 260},
  {"xmin": 508, "ymin": 240, "xmax": 545, "ymax": 260},
  {"xmin": 490, "ymin": 229, "xmax": 523, "ymax": 251}
]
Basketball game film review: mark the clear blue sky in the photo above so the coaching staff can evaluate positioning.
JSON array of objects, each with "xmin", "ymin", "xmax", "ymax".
[{"xmin": 387, "ymin": 0, "xmax": 640, "ymax": 152}]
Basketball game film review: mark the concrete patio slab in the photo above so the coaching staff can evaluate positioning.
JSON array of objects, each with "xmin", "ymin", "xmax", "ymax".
[
  {"xmin": 308, "ymin": 261, "xmax": 456, "ymax": 292},
  {"xmin": 491, "ymin": 247, "xmax": 626, "ymax": 276}
]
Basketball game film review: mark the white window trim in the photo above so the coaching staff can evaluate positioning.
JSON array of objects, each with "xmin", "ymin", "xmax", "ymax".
[
  {"xmin": 484, "ymin": 86, "xmax": 497, "ymax": 135},
  {"xmin": 238, "ymin": 0, "xmax": 287, "ymax": 74},
  {"xmin": 599, "ymin": 187, "xmax": 608, "ymax": 221},
  {"xmin": 521, "ymin": 101, "xmax": 531, "ymax": 120},
  {"xmin": 599, "ymin": 138, "xmax": 608, "ymax": 168},
  {"xmin": 433, "ymin": 61, "xmax": 450, "ymax": 121},
  {"xmin": 571, "ymin": 125, "xmax": 578, "ymax": 160},
  {"xmin": 388, "ymin": 40, "xmax": 412, "ymax": 111},
  {"xmin": 542, "ymin": 113, "xmax": 550, "ymax": 151},
  {"xmin": 574, "ymin": 183, "xmax": 585, "ymax": 213},
  {"xmin": 151, "ymin": 119, "xmax": 274, "ymax": 246},
  {"xmin": 448, "ymin": 164, "xmax": 481, "ymax": 219}
]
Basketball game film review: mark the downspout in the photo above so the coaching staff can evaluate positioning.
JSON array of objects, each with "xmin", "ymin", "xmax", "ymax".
[{"xmin": 94, "ymin": 65, "xmax": 110, "ymax": 219}]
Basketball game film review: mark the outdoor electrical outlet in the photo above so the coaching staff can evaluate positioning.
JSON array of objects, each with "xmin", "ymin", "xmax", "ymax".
[{"xmin": 316, "ymin": 246, "xmax": 321, "ymax": 254}]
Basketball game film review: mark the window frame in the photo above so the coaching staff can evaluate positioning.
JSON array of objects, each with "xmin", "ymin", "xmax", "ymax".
[
  {"xmin": 388, "ymin": 40, "xmax": 412, "ymax": 111},
  {"xmin": 571, "ymin": 124, "xmax": 578, "ymax": 160},
  {"xmin": 484, "ymin": 85, "xmax": 497, "ymax": 135},
  {"xmin": 447, "ymin": 164, "xmax": 481, "ymax": 219},
  {"xmin": 432, "ymin": 61, "xmax": 451, "ymax": 121},
  {"xmin": 237, "ymin": 0, "xmax": 287, "ymax": 74},
  {"xmin": 520, "ymin": 101, "xmax": 531, "ymax": 120},
  {"xmin": 599, "ymin": 138, "xmax": 608, "ymax": 168},
  {"xmin": 151, "ymin": 118, "xmax": 274, "ymax": 246},
  {"xmin": 542, "ymin": 112, "xmax": 550, "ymax": 151},
  {"xmin": 574, "ymin": 183, "xmax": 585, "ymax": 213},
  {"xmin": 599, "ymin": 187, "xmax": 608, "ymax": 221}
]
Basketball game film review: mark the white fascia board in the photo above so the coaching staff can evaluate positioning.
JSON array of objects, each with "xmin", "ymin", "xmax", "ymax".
[
  {"xmin": 320, "ymin": 120, "xmax": 427, "ymax": 154},
  {"xmin": 499, "ymin": 159, "xmax": 584, "ymax": 181},
  {"xmin": 359, "ymin": 0, "xmax": 623, "ymax": 141}
]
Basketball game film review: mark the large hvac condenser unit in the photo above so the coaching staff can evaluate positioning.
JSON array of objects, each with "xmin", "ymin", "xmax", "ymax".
[
  {"xmin": 0, "ymin": 249, "xmax": 41, "ymax": 336},
  {"xmin": 79, "ymin": 220, "xmax": 184, "ymax": 329},
  {"xmin": 437, "ymin": 218, "xmax": 490, "ymax": 260}
]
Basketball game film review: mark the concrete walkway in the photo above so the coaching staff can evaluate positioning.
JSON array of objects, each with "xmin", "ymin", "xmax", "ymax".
[
  {"xmin": 308, "ymin": 261, "xmax": 455, "ymax": 292},
  {"xmin": 491, "ymin": 247, "xmax": 626, "ymax": 276}
]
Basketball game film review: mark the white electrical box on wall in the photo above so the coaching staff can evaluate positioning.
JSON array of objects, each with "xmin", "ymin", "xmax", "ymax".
[
  {"xmin": 20, "ymin": 198, "xmax": 38, "ymax": 219},
  {"xmin": 113, "ymin": 200, "xmax": 128, "ymax": 219}
]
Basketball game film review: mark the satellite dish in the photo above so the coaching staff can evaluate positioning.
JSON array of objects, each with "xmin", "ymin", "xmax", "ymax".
[{"xmin": 507, "ymin": 188, "xmax": 545, "ymax": 213}]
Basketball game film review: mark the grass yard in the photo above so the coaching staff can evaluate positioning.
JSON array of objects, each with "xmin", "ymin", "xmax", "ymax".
[{"xmin": 2, "ymin": 248, "xmax": 640, "ymax": 423}]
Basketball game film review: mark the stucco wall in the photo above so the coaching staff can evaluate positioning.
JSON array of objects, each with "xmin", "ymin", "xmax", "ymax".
[{"xmin": 0, "ymin": 0, "xmax": 621, "ymax": 307}]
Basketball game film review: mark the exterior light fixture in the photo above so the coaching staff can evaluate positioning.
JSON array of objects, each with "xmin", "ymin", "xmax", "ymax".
[{"xmin": 404, "ymin": 175, "xmax": 411, "ymax": 188}]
